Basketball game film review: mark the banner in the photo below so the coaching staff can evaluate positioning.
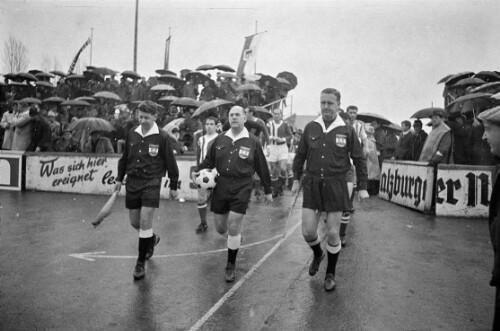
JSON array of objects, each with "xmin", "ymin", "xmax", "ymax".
[
  {"xmin": 164, "ymin": 36, "xmax": 171, "ymax": 70},
  {"xmin": 379, "ymin": 160, "xmax": 434, "ymax": 213},
  {"xmin": 435, "ymin": 164, "xmax": 497, "ymax": 218},
  {"xmin": 236, "ymin": 33, "xmax": 264, "ymax": 77},
  {"xmin": 67, "ymin": 37, "xmax": 91, "ymax": 75},
  {"xmin": 0, "ymin": 151, "xmax": 24, "ymax": 191}
]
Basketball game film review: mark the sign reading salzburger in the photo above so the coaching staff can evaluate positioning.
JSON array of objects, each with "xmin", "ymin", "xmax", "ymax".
[
  {"xmin": 379, "ymin": 160, "xmax": 435, "ymax": 213},
  {"xmin": 25, "ymin": 153, "xmax": 197, "ymax": 200}
]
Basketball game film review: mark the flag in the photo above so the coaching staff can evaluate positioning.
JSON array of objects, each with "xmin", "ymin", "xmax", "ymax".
[
  {"xmin": 67, "ymin": 37, "xmax": 91, "ymax": 75},
  {"xmin": 236, "ymin": 33, "xmax": 264, "ymax": 78},
  {"xmin": 164, "ymin": 36, "xmax": 171, "ymax": 70}
]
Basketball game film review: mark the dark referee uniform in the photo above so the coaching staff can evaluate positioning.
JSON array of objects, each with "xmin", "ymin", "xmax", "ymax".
[
  {"xmin": 117, "ymin": 123, "xmax": 179, "ymax": 208},
  {"xmin": 293, "ymin": 115, "xmax": 367, "ymax": 212},
  {"xmin": 197, "ymin": 128, "xmax": 271, "ymax": 214}
]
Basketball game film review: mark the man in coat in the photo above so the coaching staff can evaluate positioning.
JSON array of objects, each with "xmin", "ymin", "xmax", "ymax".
[{"xmin": 393, "ymin": 120, "xmax": 415, "ymax": 160}]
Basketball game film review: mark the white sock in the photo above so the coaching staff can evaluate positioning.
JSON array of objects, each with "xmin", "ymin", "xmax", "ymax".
[
  {"xmin": 227, "ymin": 234, "xmax": 241, "ymax": 250},
  {"xmin": 139, "ymin": 228, "xmax": 153, "ymax": 238}
]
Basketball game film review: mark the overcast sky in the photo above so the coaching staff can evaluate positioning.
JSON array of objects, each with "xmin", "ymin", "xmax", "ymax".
[{"xmin": 1, "ymin": 0, "xmax": 499, "ymax": 125}]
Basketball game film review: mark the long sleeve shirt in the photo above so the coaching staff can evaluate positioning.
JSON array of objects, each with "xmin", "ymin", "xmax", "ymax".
[
  {"xmin": 117, "ymin": 123, "xmax": 179, "ymax": 190},
  {"xmin": 293, "ymin": 115, "xmax": 368, "ymax": 190},
  {"xmin": 197, "ymin": 128, "xmax": 272, "ymax": 195}
]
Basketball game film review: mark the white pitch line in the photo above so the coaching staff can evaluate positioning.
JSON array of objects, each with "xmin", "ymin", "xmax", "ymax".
[{"xmin": 188, "ymin": 219, "xmax": 301, "ymax": 331}]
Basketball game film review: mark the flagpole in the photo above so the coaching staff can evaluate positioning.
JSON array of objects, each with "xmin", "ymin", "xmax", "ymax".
[
  {"xmin": 90, "ymin": 28, "xmax": 93, "ymax": 66},
  {"xmin": 133, "ymin": 0, "xmax": 139, "ymax": 71}
]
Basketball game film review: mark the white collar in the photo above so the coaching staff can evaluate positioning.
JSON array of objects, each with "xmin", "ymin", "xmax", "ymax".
[
  {"xmin": 314, "ymin": 114, "xmax": 345, "ymax": 133},
  {"xmin": 135, "ymin": 122, "xmax": 159, "ymax": 138},
  {"xmin": 225, "ymin": 127, "xmax": 249, "ymax": 142},
  {"xmin": 272, "ymin": 120, "xmax": 283, "ymax": 127}
]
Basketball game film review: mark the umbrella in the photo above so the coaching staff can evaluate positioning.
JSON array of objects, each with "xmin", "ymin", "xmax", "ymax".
[
  {"xmin": 135, "ymin": 100, "xmax": 166, "ymax": 113},
  {"xmin": 250, "ymin": 106, "xmax": 272, "ymax": 121},
  {"xmin": 158, "ymin": 95, "xmax": 178, "ymax": 102},
  {"xmin": 90, "ymin": 67, "xmax": 119, "ymax": 76},
  {"xmin": 171, "ymin": 97, "xmax": 199, "ymax": 108},
  {"xmin": 196, "ymin": 64, "xmax": 215, "ymax": 71},
  {"xmin": 35, "ymin": 72, "xmax": 55, "ymax": 79},
  {"xmin": 445, "ymin": 71, "xmax": 475, "ymax": 85},
  {"xmin": 16, "ymin": 72, "xmax": 38, "ymax": 82},
  {"xmin": 453, "ymin": 77, "xmax": 485, "ymax": 88},
  {"xmin": 276, "ymin": 77, "xmax": 292, "ymax": 89},
  {"xmin": 93, "ymin": 91, "xmax": 122, "ymax": 102},
  {"xmin": 471, "ymin": 82, "xmax": 500, "ymax": 94},
  {"xmin": 410, "ymin": 107, "xmax": 445, "ymax": 119},
  {"xmin": 121, "ymin": 70, "xmax": 141, "ymax": 80},
  {"xmin": 257, "ymin": 74, "xmax": 280, "ymax": 88},
  {"xmin": 191, "ymin": 99, "xmax": 235, "ymax": 119},
  {"xmin": 447, "ymin": 92, "xmax": 493, "ymax": 114},
  {"xmin": 75, "ymin": 96, "xmax": 97, "ymax": 103},
  {"xmin": 28, "ymin": 69, "xmax": 43, "ymax": 75},
  {"xmin": 155, "ymin": 69, "xmax": 177, "ymax": 76},
  {"xmin": 65, "ymin": 74, "xmax": 86, "ymax": 81},
  {"xmin": 236, "ymin": 84, "xmax": 262, "ymax": 92},
  {"xmin": 42, "ymin": 96, "xmax": 65, "ymax": 104},
  {"xmin": 3, "ymin": 73, "xmax": 20, "ymax": 81},
  {"xmin": 473, "ymin": 71, "xmax": 500, "ymax": 83},
  {"xmin": 219, "ymin": 73, "xmax": 238, "ymax": 79},
  {"xmin": 356, "ymin": 112, "xmax": 392, "ymax": 125},
  {"xmin": 214, "ymin": 64, "xmax": 235, "ymax": 72},
  {"xmin": 19, "ymin": 97, "xmax": 41, "ymax": 104},
  {"xmin": 150, "ymin": 84, "xmax": 176, "ymax": 92},
  {"xmin": 384, "ymin": 122, "xmax": 402, "ymax": 132},
  {"xmin": 50, "ymin": 70, "xmax": 67, "ymax": 77},
  {"xmin": 83, "ymin": 70, "xmax": 104, "ymax": 82},
  {"xmin": 277, "ymin": 71, "xmax": 298, "ymax": 89},
  {"xmin": 157, "ymin": 74, "xmax": 183, "ymax": 87},
  {"xmin": 185, "ymin": 71, "xmax": 211, "ymax": 85},
  {"xmin": 180, "ymin": 69, "xmax": 192, "ymax": 78},
  {"xmin": 68, "ymin": 117, "xmax": 115, "ymax": 132},
  {"xmin": 437, "ymin": 74, "xmax": 454, "ymax": 84},
  {"xmin": 163, "ymin": 118, "xmax": 185, "ymax": 134},
  {"xmin": 61, "ymin": 99, "xmax": 91, "ymax": 107},
  {"xmin": 491, "ymin": 92, "xmax": 500, "ymax": 100},
  {"xmin": 35, "ymin": 81, "xmax": 54, "ymax": 88}
]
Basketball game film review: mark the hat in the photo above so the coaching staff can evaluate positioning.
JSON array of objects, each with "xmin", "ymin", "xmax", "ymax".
[
  {"xmin": 478, "ymin": 106, "xmax": 500, "ymax": 124},
  {"xmin": 431, "ymin": 109, "xmax": 445, "ymax": 118},
  {"xmin": 171, "ymin": 126, "xmax": 180, "ymax": 134},
  {"xmin": 137, "ymin": 100, "xmax": 158, "ymax": 115},
  {"xmin": 413, "ymin": 119, "xmax": 423, "ymax": 126},
  {"xmin": 47, "ymin": 110, "xmax": 57, "ymax": 117}
]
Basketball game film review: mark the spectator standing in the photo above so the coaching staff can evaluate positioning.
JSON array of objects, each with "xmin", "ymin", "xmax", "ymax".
[
  {"xmin": 182, "ymin": 78, "xmax": 198, "ymax": 99},
  {"xmin": 364, "ymin": 125, "xmax": 381, "ymax": 195},
  {"xmin": 46, "ymin": 110, "xmax": 61, "ymax": 141},
  {"xmin": 393, "ymin": 120, "xmax": 416, "ymax": 160},
  {"xmin": 1, "ymin": 103, "xmax": 15, "ymax": 150},
  {"xmin": 52, "ymin": 129, "xmax": 81, "ymax": 152},
  {"xmin": 27, "ymin": 106, "xmax": 52, "ymax": 152},
  {"xmin": 418, "ymin": 109, "xmax": 453, "ymax": 166},
  {"xmin": 448, "ymin": 113, "xmax": 470, "ymax": 164},
  {"xmin": 10, "ymin": 101, "xmax": 32, "ymax": 151},
  {"xmin": 346, "ymin": 105, "xmax": 367, "ymax": 146},
  {"xmin": 199, "ymin": 80, "xmax": 217, "ymax": 102},
  {"xmin": 412, "ymin": 119, "xmax": 428, "ymax": 160},
  {"xmin": 83, "ymin": 130, "xmax": 114, "ymax": 154},
  {"xmin": 383, "ymin": 127, "xmax": 399, "ymax": 160},
  {"xmin": 371, "ymin": 120, "xmax": 386, "ymax": 168}
]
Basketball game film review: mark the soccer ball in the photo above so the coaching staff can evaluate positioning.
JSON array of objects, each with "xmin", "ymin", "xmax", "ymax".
[{"xmin": 194, "ymin": 168, "xmax": 218, "ymax": 189}]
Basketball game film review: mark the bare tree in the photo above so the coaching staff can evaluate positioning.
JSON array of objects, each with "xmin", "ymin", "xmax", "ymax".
[
  {"xmin": 41, "ymin": 53, "xmax": 51, "ymax": 72},
  {"xmin": 3, "ymin": 36, "xmax": 29, "ymax": 73}
]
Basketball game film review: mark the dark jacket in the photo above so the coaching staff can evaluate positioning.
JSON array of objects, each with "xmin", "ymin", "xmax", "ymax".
[
  {"xmin": 490, "ymin": 166, "xmax": 500, "ymax": 287},
  {"xmin": 394, "ymin": 131, "xmax": 416, "ymax": 160},
  {"xmin": 28, "ymin": 116, "xmax": 52, "ymax": 152}
]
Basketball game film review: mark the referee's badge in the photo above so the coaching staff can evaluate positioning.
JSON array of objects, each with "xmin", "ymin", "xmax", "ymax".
[
  {"xmin": 238, "ymin": 146, "xmax": 250, "ymax": 159},
  {"xmin": 149, "ymin": 144, "xmax": 159, "ymax": 156},
  {"xmin": 335, "ymin": 134, "xmax": 347, "ymax": 147}
]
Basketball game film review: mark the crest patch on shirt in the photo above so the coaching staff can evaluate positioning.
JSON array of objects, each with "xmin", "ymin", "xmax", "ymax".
[
  {"xmin": 335, "ymin": 134, "xmax": 347, "ymax": 147},
  {"xmin": 238, "ymin": 146, "xmax": 250, "ymax": 159},
  {"xmin": 149, "ymin": 144, "xmax": 159, "ymax": 156}
]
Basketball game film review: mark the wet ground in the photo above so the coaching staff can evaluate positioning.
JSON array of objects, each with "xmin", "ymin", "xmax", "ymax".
[{"xmin": 0, "ymin": 189, "xmax": 494, "ymax": 331}]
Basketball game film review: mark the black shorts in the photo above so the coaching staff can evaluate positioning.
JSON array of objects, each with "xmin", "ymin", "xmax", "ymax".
[
  {"xmin": 210, "ymin": 176, "xmax": 253, "ymax": 215},
  {"xmin": 125, "ymin": 176, "xmax": 162, "ymax": 209},
  {"xmin": 302, "ymin": 174, "xmax": 352, "ymax": 212}
]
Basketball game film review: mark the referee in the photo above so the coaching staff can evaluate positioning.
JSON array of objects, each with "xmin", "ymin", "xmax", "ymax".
[
  {"xmin": 193, "ymin": 106, "xmax": 273, "ymax": 282},
  {"xmin": 115, "ymin": 101, "xmax": 179, "ymax": 280},
  {"xmin": 292, "ymin": 88, "xmax": 369, "ymax": 291}
]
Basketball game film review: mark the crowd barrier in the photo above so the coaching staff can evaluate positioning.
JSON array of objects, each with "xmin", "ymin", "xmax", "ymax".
[
  {"xmin": 0, "ymin": 151, "xmax": 198, "ymax": 201},
  {"xmin": 380, "ymin": 160, "xmax": 498, "ymax": 218}
]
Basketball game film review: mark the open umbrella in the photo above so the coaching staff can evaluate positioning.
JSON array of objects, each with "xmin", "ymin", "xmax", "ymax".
[
  {"xmin": 16, "ymin": 72, "xmax": 38, "ymax": 82},
  {"xmin": 185, "ymin": 71, "xmax": 211, "ymax": 85},
  {"xmin": 65, "ymin": 74, "xmax": 86, "ymax": 81},
  {"xmin": 447, "ymin": 92, "xmax": 493, "ymax": 114},
  {"xmin": 180, "ymin": 69, "xmax": 192, "ymax": 79},
  {"xmin": 35, "ymin": 81, "xmax": 54, "ymax": 89},
  {"xmin": 453, "ymin": 77, "xmax": 485, "ymax": 88},
  {"xmin": 491, "ymin": 92, "xmax": 500, "ymax": 100},
  {"xmin": 277, "ymin": 71, "xmax": 298, "ymax": 89},
  {"xmin": 196, "ymin": 64, "xmax": 215, "ymax": 71},
  {"xmin": 157, "ymin": 74, "xmax": 183, "ymax": 87},
  {"xmin": 68, "ymin": 117, "xmax": 115, "ymax": 132},
  {"xmin": 250, "ymin": 106, "xmax": 272, "ymax": 121},
  {"xmin": 445, "ymin": 71, "xmax": 475, "ymax": 85},
  {"xmin": 471, "ymin": 82, "xmax": 500, "ymax": 94},
  {"xmin": 75, "ymin": 96, "xmax": 97, "ymax": 103},
  {"xmin": 236, "ymin": 84, "xmax": 262, "ymax": 92},
  {"xmin": 384, "ymin": 122, "xmax": 402, "ymax": 132},
  {"xmin": 35, "ymin": 72, "xmax": 55, "ymax": 79},
  {"xmin": 410, "ymin": 107, "xmax": 445, "ymax": 119},
  {"xmin": 219, "ymin": 73, "xmax": 238, "ymax": 79},
  {"xmin": 150, "ymin": 84, "xmax": 176, "ymax": 91},
  {"xmin": 61, "ymin": 99, "xmax": 91, "ymax": 107},
  {"xmin": 257, "ymin": 74, "xmax": 280, "ymax": 88},
  {"xmin": 242, "ymin": 74, "xmax": 261, "ymax": 82},
  {"xmin": 50, "ymin": 70, "xmax": 67, "ymax": 77},
  {"xmin": 90, "ymin": 67, "xmax": 118, "ymax": 76},
  {"xmin": 163, "ymin": 118, "xmax": 185, "ymax": 134},
  {"xmin": 155, "ymin": 69, "xmax": 177, "ymax": 76},
  {"xmin": 121, "ymin": 70, "xmax": 141, "ymax": 80},
  {"xmin": 473, "ymin": 71, "xmax": 500, "ymax": 83},
  {"xmin": 191, "ymin": 99, "xmax": 235, "ymax": 119},
  {"xmin": 276, "ymin": 77, "xmax": 292, "ymax": 90},
  {"xmin": 28, "ymin": 69, "xmax": 43, "ymax": 75},
  {"xmin": 83, "ymin": 70, "xmax": 104, "ymax": 82},
  {"xmin": 93, "ymin": 91, "xmax": 122, "ymax": 102},
  {"xmin": 42, "ymin": 96, "xmax": 65, "ymax": 104},
  {"xmin": 356, "ymin": 112, "xmax": 392, "ymax": 125},
  {"xmin": 171, "ymin": 97, "xmax": 199, "ymax": 108},
  {"xmin": 19, "ymin": 97, "xmax": 41, "ymax": 104},
  {"xmin": 158, "ymin": 95, "xmax": 178, "ymax": 102},
  {"xmin": 3, "ymin": 73, "xmax": 20, "ymax": 81},
  {"xmin": 214, "ymin": 64, "xmax": 235, "ymax": 72},
  {"xmin": 437, "ymin": 74, "xmax": 454, "ymax": 84}
]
